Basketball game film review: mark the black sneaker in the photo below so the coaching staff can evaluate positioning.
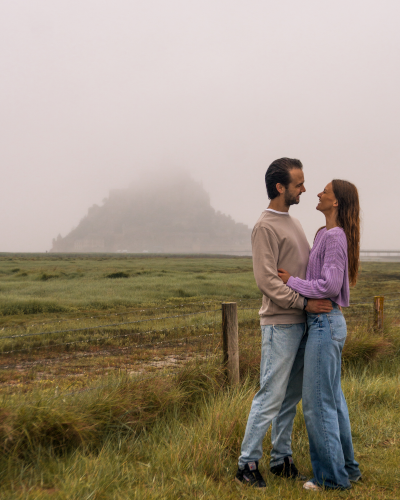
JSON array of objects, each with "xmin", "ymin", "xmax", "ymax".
[
  {"xmin": 270, "ymin": 456, "xmax": 307, "ymax": 480},
  {"xmin": 235, "ymin": 461, "xmax": 266, "ymax": 488}
]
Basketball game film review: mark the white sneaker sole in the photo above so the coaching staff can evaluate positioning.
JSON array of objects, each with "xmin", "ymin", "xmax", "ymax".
[{"xmin": 303, "ymin": 481, "xmax": 322, "ymax": 491}]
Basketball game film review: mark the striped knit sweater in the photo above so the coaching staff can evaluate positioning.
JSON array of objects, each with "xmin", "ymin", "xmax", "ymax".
[{"xmin": 287, "ymin": 227, "xmax": 350, "ymax": 307}]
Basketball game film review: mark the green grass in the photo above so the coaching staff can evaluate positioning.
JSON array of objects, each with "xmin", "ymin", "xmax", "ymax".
[
  {"xmin": 0, "ymin": 254, "xmax": 398, "ymax": 318},
  {"xmin": 0, "ymin": 254, "xmax": 400, "ymax": 498},
  {"xmin": 0, "ymin": 254, "xmax": 259, "ymax": 322},
  {"xmin": 1, "ymin": 255, "xmax": 398, "ymax": 393}
]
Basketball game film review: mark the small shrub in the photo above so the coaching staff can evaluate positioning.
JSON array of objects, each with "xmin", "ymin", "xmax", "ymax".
[
  {"xmin": 176, "ymin": 289, "xmax": 193, "ymax": 298},
  {"xmin": 39, "ymin": 273, "xmax": 58, "ymax": 281},
  {"xmin": 10, "ymin": 268, "xmax": 20, "ymax": 273},
  {"xmin": 106, "ymin": 272, "xmax": 129, "ymax": 279}
]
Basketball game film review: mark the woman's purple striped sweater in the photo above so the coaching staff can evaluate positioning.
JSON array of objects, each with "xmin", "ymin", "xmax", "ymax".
[{"xmin": 287, "ymin": 226, "xmax": 350, "ymax": 307}]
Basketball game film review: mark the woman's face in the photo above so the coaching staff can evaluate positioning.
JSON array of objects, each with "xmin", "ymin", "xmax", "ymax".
[{"xmin": 316, "ymin": 182, "xmax": 338, "ymax": 213}]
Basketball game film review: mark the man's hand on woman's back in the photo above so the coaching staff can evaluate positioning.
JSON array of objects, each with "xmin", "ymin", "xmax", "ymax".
[{"xmin": 305, "ymin": 299, "xmax": 333, "ymax": 313}]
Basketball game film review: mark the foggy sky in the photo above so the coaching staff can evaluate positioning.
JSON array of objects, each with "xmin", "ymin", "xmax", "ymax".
[{"xmin": 1, "ymin": 0, "xmax": 399, "ymax": 252}]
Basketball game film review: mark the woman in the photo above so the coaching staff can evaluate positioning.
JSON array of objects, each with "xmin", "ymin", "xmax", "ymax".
[{"xmin": 277, "ymin": 179, "xmax": 362, "ymax": 490}]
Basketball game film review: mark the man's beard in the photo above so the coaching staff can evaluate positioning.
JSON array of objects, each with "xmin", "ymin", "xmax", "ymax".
[{"xmin": 284, "ymin": 190, "xmax": 300, "ymax": 206}]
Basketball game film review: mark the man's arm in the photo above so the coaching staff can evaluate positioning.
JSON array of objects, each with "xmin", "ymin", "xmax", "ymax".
[
  {"xmin": 278, "ymin": 269, "xmax": 333, "ymax": 313},
  {"xmin": 305, "ymin": 299, "xmax": 333, "ymax": 313},
  {"xmin": 252, "ymin": 227, "xmax": 305, "ymax": 310}
]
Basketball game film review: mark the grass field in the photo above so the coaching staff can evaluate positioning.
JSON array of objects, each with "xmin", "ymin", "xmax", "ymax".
[{"xmin": 0, "ymin": 254, "xmax": 399, "ymax": 499}]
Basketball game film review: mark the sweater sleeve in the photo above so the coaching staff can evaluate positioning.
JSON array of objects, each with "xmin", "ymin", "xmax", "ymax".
[
  {"xmin": 287, "ymin": 231, "xmax": 347, "ymax": 299},
  {"xmin": 252, "ymin": 227, "xmax": 305, "ymax": 310}
]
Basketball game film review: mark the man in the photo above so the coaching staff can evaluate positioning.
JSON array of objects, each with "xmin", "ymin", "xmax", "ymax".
[{"xmin": 235, "ymin": 158, "xmax": 332, "ymax": 487}]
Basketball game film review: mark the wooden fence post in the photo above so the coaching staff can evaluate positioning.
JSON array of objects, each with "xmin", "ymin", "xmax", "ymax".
[
  {"xmin": 222, "ymin": 302, "xmax": 239, "ymax": 385},
  {"xmin": 373, "ymin": 296, "xmax": 384, "ymax": 330}
]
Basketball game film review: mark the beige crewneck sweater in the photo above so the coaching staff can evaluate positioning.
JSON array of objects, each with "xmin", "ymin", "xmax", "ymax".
[{"xmin": 252, "ymin": 210, "xmax": 310, "ymax": 325}]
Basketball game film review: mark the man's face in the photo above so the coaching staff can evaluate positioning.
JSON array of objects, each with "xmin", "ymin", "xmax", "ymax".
[{"xmin": 284, "ymin": 168, "xmax": 306, "ymax": 206}]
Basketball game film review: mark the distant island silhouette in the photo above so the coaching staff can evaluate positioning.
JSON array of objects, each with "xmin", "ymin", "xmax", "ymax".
[{"xmin": 50, "ymin": 172, "xmax": 251, "ymax": 253}]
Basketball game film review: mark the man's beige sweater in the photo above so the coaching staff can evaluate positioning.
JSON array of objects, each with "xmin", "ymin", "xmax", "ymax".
[{"xmin": 252, "ymin": 210, "xmax": 310, "ymax": 325}]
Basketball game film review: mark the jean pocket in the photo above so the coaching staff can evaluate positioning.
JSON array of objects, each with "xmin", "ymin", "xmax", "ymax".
[{"xmin": 328, "ymin": 313, "xmax": 347, "ymax": 342}]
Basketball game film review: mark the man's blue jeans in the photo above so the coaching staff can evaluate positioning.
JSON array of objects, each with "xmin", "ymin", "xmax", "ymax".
[
  {"xmin": 303, "ymin": 306, "xmax": 361, "ymax": 489},
  {"xmin": 238, "ymin": 323, "xmax": 307, "ymax": 468}
]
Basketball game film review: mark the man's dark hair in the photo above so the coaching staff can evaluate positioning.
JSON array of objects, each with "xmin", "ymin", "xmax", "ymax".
[{"xmin": 265, "ymin": 158, "xmax": 303, "ymax": 200}]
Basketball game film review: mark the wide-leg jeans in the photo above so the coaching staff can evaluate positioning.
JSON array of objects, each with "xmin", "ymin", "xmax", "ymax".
[
  {"xmin": 238, "ymin": 323, "xmax": 307, "ymax": 468},
  {"xmin": 303, "ymin": 305, "xmax": 361, "ymax": 489}
]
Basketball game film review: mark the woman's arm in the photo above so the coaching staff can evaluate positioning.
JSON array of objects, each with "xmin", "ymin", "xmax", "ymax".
[{"xmin": 287, "ymin": 266, "xmax": 344, "ymax": 299}]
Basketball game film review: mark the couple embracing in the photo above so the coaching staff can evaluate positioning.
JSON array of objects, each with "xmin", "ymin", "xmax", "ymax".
[{"xmin": 235, "ymin": 158, "xmax": 361, "ymax": 491}]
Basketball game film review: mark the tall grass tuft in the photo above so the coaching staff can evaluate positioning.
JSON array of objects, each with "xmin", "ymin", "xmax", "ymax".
[
  {"xmin": 238, "ymin": 348, "xmax": 261, "ymax": 380},
  {"xmin": 0, "ymin": 362, "xmax": 225, "ymax": 461},
  {"xmin": 343, "ymin": 318, "xmax": 400, "ymax": 365},
  {"xmin": 0, "ymin": 300, "xmax": 67, "ymax": 316}
]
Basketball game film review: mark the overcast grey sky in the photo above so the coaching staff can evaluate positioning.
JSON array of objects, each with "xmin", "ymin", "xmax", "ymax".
[{"xmin": 1, "ymin": 0, "xmax": 399, "ymax": 251}]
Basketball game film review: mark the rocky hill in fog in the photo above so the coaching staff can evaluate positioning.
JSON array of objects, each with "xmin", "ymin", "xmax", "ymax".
[{"xmin": 50, "ymin": 173, "xmax": 251, "ymax": 253}]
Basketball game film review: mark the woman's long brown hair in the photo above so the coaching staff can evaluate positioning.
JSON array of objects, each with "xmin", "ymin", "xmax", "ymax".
[{"xmin": 332, "ymin": 179, "xmax": 360, "ymax": 285}]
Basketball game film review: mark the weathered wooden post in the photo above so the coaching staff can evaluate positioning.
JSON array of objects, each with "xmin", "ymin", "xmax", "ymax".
[
  {"xmin": 373, "ymin": 296, "xmax": 384, "ymax": 330},
  {"xmin": 222, "ymin": 302, "xmax": 240, "ymax": 385}
]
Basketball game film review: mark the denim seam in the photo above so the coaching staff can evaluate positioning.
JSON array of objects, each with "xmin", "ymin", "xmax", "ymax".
[
  {"xmin": 316, "ymin": 320, "xmax": 335, "ymax": 483},
  {"xmin": 246, "ymin": 326, "xmax": 274, "ymax": 444}
]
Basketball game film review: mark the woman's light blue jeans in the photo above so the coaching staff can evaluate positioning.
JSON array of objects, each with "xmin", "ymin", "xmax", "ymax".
[
  {"xmin": 239, "ymin": 323, "xmax": 307, "ymax": 468},
  {"xmin": 303, "ymin": 305, "xmax": 361, "ymax": 489}
]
